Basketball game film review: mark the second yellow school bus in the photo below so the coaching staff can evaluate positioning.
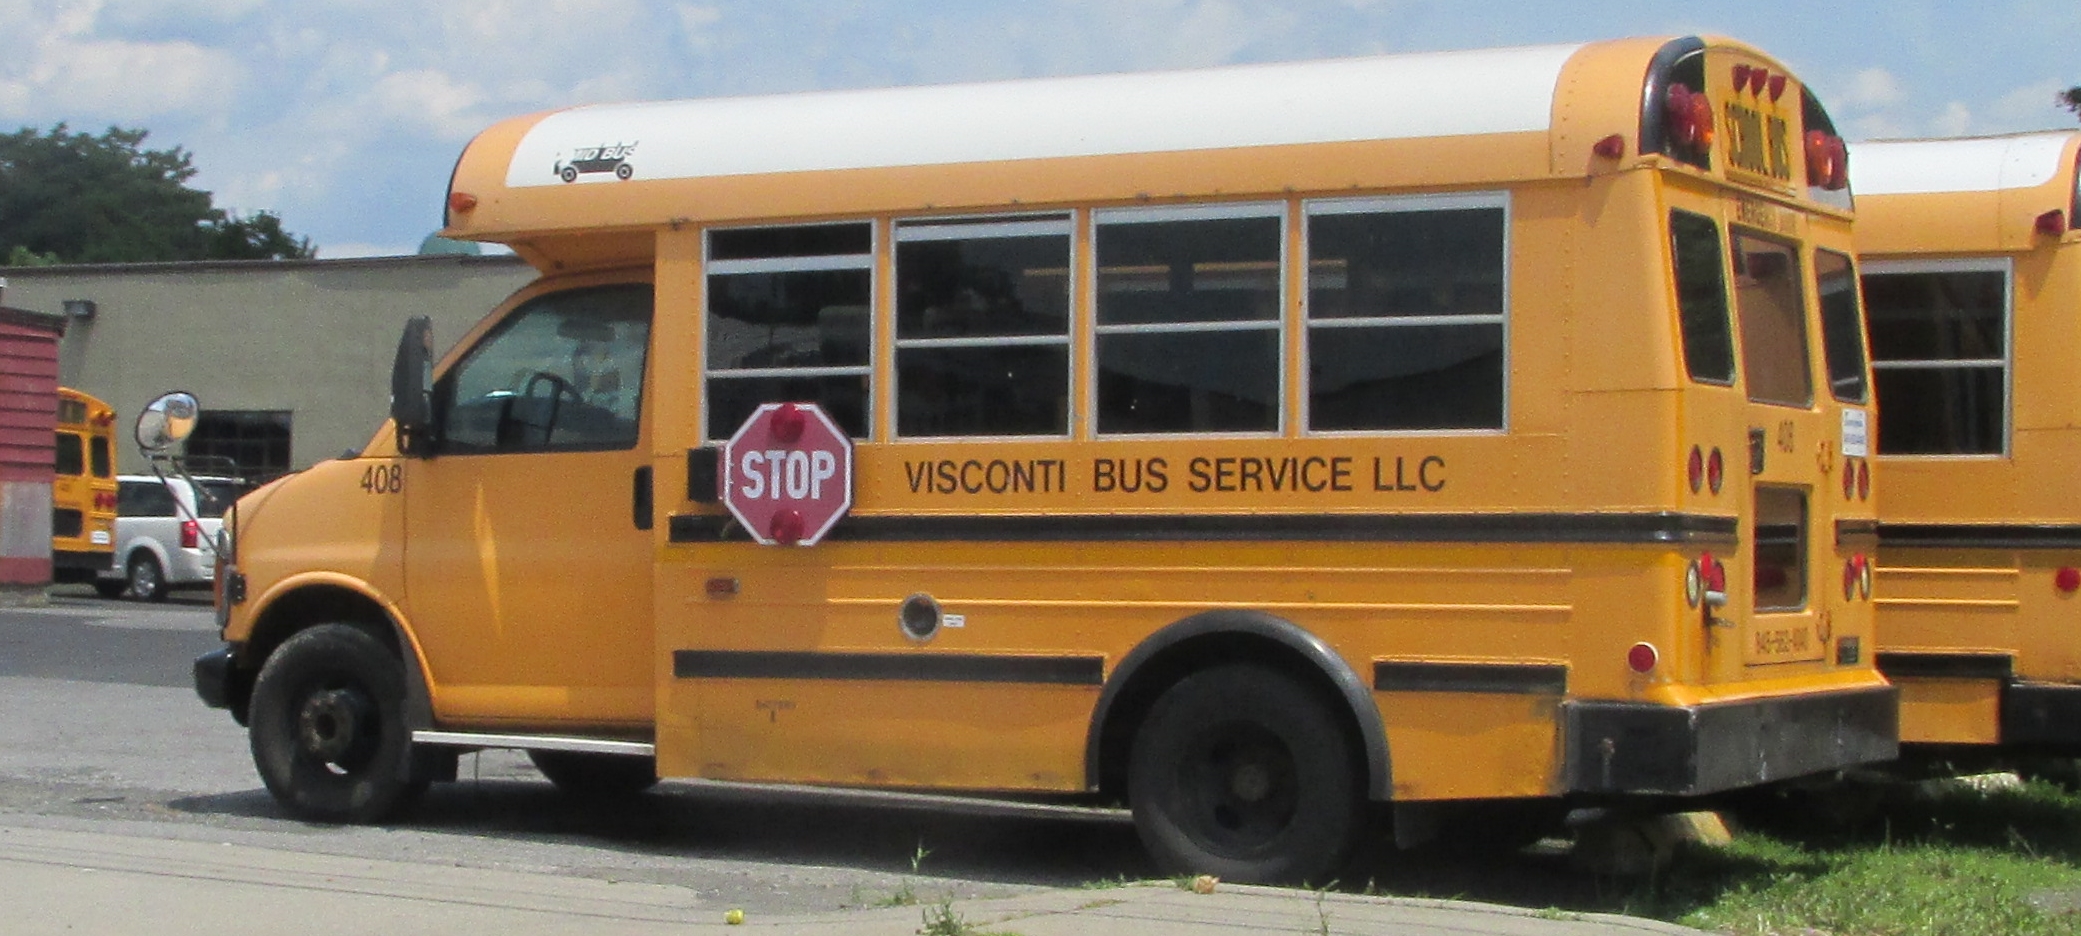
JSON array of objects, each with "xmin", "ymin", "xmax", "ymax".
[
  {"xmin": 193, "ymin": 35, "xmax": 1893, "ymax": 881},
  {"xmin": 1851, "ymin": 131, "xmax": 2081, "ymax": 764},
  {"xmin": 50, "ymin": 387, "xmax": 116, "ymax": 584}
]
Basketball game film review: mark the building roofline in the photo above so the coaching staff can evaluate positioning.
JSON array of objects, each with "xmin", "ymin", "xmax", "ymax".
[{"xmin": 0, "ymin": 252, "xmax": 530, "ymax": 278}]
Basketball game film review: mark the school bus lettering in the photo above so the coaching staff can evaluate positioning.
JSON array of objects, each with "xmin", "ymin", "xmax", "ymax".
[
  {"xmin": 1187, "ymin": 455, "xmax": 1354, "ymax": 494},
  {"xmin": 1723, "ymin": 99, "xmax": 1792, "ymax": 183},
  {"xmin": 359, "ymin": 463, "xmax": 402, "ymax": 494},
  {"xmin": 1092, "ymin": 457, "xmax": 1166, "ymax": 493},
  {"xmin": 905, "ymin": 458, "xmax": 1070, "ymax": 495},
  {"xmin": 1372, "ymin": 455, "xmax": 1447, "ymax": 493}
]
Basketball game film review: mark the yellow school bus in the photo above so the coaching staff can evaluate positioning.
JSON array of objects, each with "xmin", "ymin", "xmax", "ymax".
[
  {"xmin": 1851, "ymin": 131, "xmax": 2081, "ymax": 765},
  {"xmin": 191, "ymin": 35, "xmax": 1894, "ymax": 881},
  {"xmin": 50, "ymin": 387, "xmax": 116, "ymax": 584}
]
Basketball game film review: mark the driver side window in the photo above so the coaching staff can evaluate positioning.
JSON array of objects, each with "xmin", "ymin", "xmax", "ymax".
[{"xmin": 435, "ymin": 284, "xmax": 653, "ymax": 454}]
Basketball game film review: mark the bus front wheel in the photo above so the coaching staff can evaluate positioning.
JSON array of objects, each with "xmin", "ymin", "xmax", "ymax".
[
  {"xmin": 1127, "ymin": 664, "xmax": 1366, "ymax": 884},
  {"xmin": 248, "ymin": 623, "xmax": 427, "ymax": 823}
]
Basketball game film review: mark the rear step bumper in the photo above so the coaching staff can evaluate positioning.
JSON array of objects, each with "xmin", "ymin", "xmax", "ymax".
[{"xmin": 1562, "ymin": 684, "xmax": 1898, "ymax": 796}]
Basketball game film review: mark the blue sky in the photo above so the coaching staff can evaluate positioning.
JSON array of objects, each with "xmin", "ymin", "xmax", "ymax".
[{"xmin": 2, "ymin": 1, "xmax": 2074, "ymax": 258}]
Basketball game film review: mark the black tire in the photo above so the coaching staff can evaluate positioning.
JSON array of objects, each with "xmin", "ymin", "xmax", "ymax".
[
  {"xmin": 125, "ymin": 553, "xmax": 166, "ymax": 602},
  {"xmin": 248, "ymin": 624, "xmax": 427, "ymax": 823},
  {"xmin": 91, "ymin": 579, "xmax": 125, "ymax": 599},
  {"xmin": 1128, "ymin": 665, "xmax": 1367, "ymax": 884},
  {"xmin": 527, "ymin": 749, "xmax": 659, "ymax": 798}
]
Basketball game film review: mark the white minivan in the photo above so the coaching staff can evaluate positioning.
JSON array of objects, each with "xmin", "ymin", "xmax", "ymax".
[{"xmin": 96, "ymin": 475, "xmax": 246, "ymax": 601}]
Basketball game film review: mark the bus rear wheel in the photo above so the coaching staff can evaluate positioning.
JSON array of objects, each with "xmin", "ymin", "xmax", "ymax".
[
  {"xmin": 248, "ymin": 623, "xmax": 426, "ymax": 823},
  {"xmin": 1128, "ymin": 664, "xmax": 1366, "ymax": 884},
  {"xmin": 527, "ymin": 749, "xmax": 659, "ymax": 798}
]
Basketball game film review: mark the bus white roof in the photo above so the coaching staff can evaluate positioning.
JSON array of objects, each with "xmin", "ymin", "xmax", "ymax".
[
  {"xmin": 503, "ymin": 43, "xmax": 1584, "ymax": 188},
  {"xmin": 1849, "ymin": 132, "xmax": 2076, "ymax": 196}
]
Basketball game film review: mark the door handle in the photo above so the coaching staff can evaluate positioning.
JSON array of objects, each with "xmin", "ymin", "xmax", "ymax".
[{"xmin": 632, "ymin": 466, "xmax": 653, "ymax": 531}]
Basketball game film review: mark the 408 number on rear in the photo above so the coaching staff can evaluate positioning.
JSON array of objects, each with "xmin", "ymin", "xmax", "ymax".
[{"xmin": 360, "ymin": 464, "xmax": 402, "ymax": 494}]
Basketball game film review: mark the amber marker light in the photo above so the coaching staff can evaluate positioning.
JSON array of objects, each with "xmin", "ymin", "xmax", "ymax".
[{"xmin": 447, "ymin": 192, "xmax": 479, "ymax": 215}]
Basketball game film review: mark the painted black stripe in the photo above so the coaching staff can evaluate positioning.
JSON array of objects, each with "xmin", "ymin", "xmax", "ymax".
[
  {"xmin": 1375, "ymin": 661, "xmax": 1569, "ymax": 695},
  {"xmin": 1835, "ymin": 518, "xmax": 1878, "ymax": 542},
  {"xmin": 672, "ymin": 650, "xmax": 1104, "ymax": 686},
  {"xmin": 1875, "ymin": 651, "xmax": 2013, "ymax": 680},
  {"xmin": 668, "ymin": 511, "xmax": 1738, "ymax": 546},
  {"xmin": 1877, "ymin": 523, "xmax": 2081, "ymax": 550}
]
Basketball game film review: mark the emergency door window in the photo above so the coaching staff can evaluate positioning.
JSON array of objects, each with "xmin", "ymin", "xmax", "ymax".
[
  {"xmin": 435, "ymin": 283, "xmax": 652, "ymax": 454},
  {"xmin": 1731, "ymin": 232, "xmax": 1813, "ymax": 407},
  {"xmin": 1669, "ymin": 210, "xmax": 1735, "ymax": 385},
  {"xmin": 1752, "ymin": 486, "xmax": 1808, "ymax": 612},
  {"xmin": 53, "ymin": 432, "xmax": 83, "ymax": 476}
]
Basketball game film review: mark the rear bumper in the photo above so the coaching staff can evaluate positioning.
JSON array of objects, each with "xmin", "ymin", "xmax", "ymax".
[
  {"xmin": 1562, "ymin": 684, "xmax": 1899, "ymax": 796},
  {"xmin": 2003, "ymin": 682, "xmax": 2081, "ymax": 750},
  {"xmin": 51, "ymin": 549, "xmax": 110, "ymax": 584}
]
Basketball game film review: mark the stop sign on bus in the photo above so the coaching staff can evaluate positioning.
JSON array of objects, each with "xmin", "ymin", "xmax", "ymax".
[{"xmin": 721, "ymin": 402, "xmax": 854, "ymax": 546}]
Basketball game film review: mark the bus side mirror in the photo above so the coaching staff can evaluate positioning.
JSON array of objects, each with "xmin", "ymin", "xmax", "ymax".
[
  {"xmin": 391, "ymin": 316, "xmax": 434, "ymax": 457},
  {"xmin": 135, "ymin": 391, "xmax": 199, "ymax": 455}
]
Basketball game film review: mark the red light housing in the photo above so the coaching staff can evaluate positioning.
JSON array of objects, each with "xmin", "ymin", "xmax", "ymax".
[
  {"xmin": 1665, "ymin": 83, "xmax": 1715, "ymax": 155},
  {"xmin": 179, "ymin": 519, "xmax": 201, "ymax": 550},
  {"xmin": 1767, "ymin": 73, "xmax": 1787, "ymax": 102},
  {"xmin": 1748, "ymin": 67, "xmax": 1769, "ymax": 96},
  {"xmin": 448, "ymin": 191, "xmax": 478, "ymax": 215},
  {"xmin": 1842, "ymin": 459, "xmax": 1857, "ymax": 501},
  {"xmin": 2057, "ymin": 567, "xmax": 2081, "ymax": 595},
  {"xmin": 770, "ymin": 403, "xmax": 806, "ymax": 444},
  {"xmin": 1857, "ymin": 459, "xmax": 1871, "ymax": 501},
  {"xmin": 1627, "ymin": 642, "xmax": 1659, "ymax": 674},
  {"xmin": 2038, "ymin": 209, "xmax": 2067, "ymax": 237},
  {"xmin": 1687, "ymin": 446, "xmax": 1704, "ymax": 493},
  {"xmin": 1843, "ymin": 557, "xmax": 1860, "ymax": 601},
  {"xmin": 1593, "ymin": 134, "xmax": 1626, "ymax": 159},
  {"xmin": 1699, "ymin": 551, "xmax": 1727, "ymax": 593},
  {"xmin": 1707, "ymin": 448, "xmax": 1724, "ymax": 494},
  {"xmin": 769, "ymin": 508, "xmax": 805, "ymax": 545},
  {"xmin": 1806, "ymin": 130, "xmax": 1850, "ymax": 191}
]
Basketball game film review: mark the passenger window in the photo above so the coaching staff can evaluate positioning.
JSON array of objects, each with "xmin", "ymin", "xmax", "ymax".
[
  {"xmin": 705, "ymin": 222, "xmax": 872, "ymax": 440},
  {"xmin": 1862, "ymin": 264, "xmax": 2008, "ymax": 455},
  {"xmin": 1095, "ymin": 206, "xmax": 1282, "ymax": 434},
  {"xmin": 1731, "ymin": 231, "xmax": 1813, "ymax": 407},
  {"xmin": 1669, "ymin": 211, "xmax": 1735, "ymax": 385},
  {"xmin": 118, "ymin": 481, "xmax": 176, "ymax": 517},
  {"xmin": 434, "ymin": 283, "xmax": 652, "ymax": 454},
  {"xmin": 895, "ymin": 215, "xmax": 1071, "ymax": 437},
  {"xmin": 1753, "ymin": 486, "xmax": 1808, "ymax": 611},
  {"xmin": 1306, "ymin": 196, "xmax": 1506, "ymax": 431},
  {"xmin": 1813, "ymin": 249, "xmax": 1869, "ymax": 403}
]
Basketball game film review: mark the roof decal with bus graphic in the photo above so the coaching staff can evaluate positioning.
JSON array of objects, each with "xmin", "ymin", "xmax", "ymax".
[
  {"xmin": 503, "ymin": 43, "xmax": 1583, "ymax": 188},
  {"xmin": 1849, "ymin": 132, "xmax": 2073, "ymax": 195}
]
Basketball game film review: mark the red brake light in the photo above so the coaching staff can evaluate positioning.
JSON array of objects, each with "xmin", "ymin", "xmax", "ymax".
[
  {"xmin": 1665, "ymin": 83, "xmax": 1714, "ymax": 155},
  {"xmin": 1627, "ymin": 642, "xmax": 1659, "ymax": 674},
  {"xmin": 1857, "ymin": 459, "xmax": 1871, "ymax": 501},
  {"xmin": 1706, "ymin": 448, "xmax": 1724, "ymax": 495},
  {"xmin": 1687, "ymin": 446, "xmax": 1704, "ymax": 493},
  {"xmin": 2057, "ymin": 567, "xmax": 2081, "ymax": 595},
  {"xmin": 1843, "ymin": 459, "xmax": 1857, "ymax": 501},
  {"xmin": 180, "ymin": 520, "xmax": 200, "ymax": 549},
  {"xmin": 2038, "ymin": 210, "xmax": 2067, "ymax": 237}
]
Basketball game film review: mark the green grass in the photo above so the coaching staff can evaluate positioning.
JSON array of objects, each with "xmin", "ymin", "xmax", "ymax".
[{"xmin": 1624, "ymin": 776, "xmax": 2081, "ymax": 936}]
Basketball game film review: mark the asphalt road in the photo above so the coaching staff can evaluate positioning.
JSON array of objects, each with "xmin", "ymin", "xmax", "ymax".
[{"xmin": 0, "ymin": 590, "xmax": 1632, "ymax": 920}]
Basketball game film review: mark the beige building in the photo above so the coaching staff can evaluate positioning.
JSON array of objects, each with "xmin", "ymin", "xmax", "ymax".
[{"xmin": 0, "ymin": 255, "xmax": 534, "ymax": 479}]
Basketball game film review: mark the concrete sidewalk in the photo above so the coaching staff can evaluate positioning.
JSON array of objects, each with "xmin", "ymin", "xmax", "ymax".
[{"xmin": 1, "ymin": 819, "xmax": 1708, "ymax": 936}]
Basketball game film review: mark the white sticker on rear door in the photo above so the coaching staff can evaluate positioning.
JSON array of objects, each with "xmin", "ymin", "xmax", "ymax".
[{"xmin": 1841, "ymin": 409, "xmax": 1869, "ymax": 458}]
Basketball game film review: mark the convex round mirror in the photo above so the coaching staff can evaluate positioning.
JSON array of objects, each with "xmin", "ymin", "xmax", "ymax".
[{"xmin": 135, "ymin": 391, "xmax": 200, "ymax": 454}]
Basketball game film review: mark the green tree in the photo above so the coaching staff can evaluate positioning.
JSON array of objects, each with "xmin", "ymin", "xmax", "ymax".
[
  {"xmin": 2064, "ymin": 87, "xmax": 2081, "ymax": 121},
  {"xmin": 0, "ymin": 124, "xmax": 315, "ymax": 264}
]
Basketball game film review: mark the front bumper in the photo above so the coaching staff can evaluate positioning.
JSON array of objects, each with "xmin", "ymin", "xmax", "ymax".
[
  {"xmin": 1562, "ymin": 684, "xmax": 1899, "ymax": 796},
  {"xmin": 193, "ymin": 645, "xmax": 250, "ymax": 724}
]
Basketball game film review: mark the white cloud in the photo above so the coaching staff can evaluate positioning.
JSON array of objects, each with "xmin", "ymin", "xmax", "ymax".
[
  {"xmin": 1990, "ymin": 80, "xmax": 2070, "ymax": 133},
  {"xmin": 370, "ymin": 69, "xmax": 486, "ymax": 140},
  {"xmin": 1840, "ymin": 68, "xmax": 1905, "ymax": 111},
  {"xmin": 3, "ymin": 36, "xmax": 243, "ymax": 121},
  {"xmin": 1929, "ymin": 101, "xmax": 1973, "ymax": 137}
]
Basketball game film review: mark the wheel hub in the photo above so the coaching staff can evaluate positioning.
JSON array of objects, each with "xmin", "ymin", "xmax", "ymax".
[
  {"xmin": 1229, "ymin": 762, "xmax": 1274, "ymax": 802},
  {"xmin": 297, "ymin": 687, "xmax": 375, "ymax": 762}
]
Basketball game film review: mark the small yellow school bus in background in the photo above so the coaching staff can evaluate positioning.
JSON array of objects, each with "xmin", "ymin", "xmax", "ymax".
[
  {"xmin": 190, "ymin": 35, "xmax": 1894, "ymax": 882},
  {"xmin": 50, "ymin": 387, "xmax": 116, "ymax": 584},
  {"xmin": 1851, "ymin": 131, "xmax": 2081, "ymax": 766}
]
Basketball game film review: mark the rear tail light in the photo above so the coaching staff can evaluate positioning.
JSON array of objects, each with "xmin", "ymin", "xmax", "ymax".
[
  {"xmin": 2057, "ymin": 567, "xmax": 2081, "ymax": 594},
  {"xmin": 1706, "ymin": 448, "xmax": 1724, "ymax": 494},
  {"xmin": 1843, "ymin": 554, "xmax": 1873, "ymax": 601},
  {"xmin": 1857, "ymin": 459, "xmax": 1870, "ymax": 501},
  {"xmin": 1687, "ymin": 552, "xmax": 1730, "ymax": 608},
  {"xmin": 180, "ymin": 520, "xmax": 201, "ymax": 550},
  {"xmin": 1627, "ymin": 642, "xmax": 1660, "ymax": 674},
  {"xmin": 1687, "ymin": 446, "xmax": 1704, "ymax": 493},
  {"xmin": 1664, "ymin": 83, "xmax": 1714, "ymax": 156}
]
